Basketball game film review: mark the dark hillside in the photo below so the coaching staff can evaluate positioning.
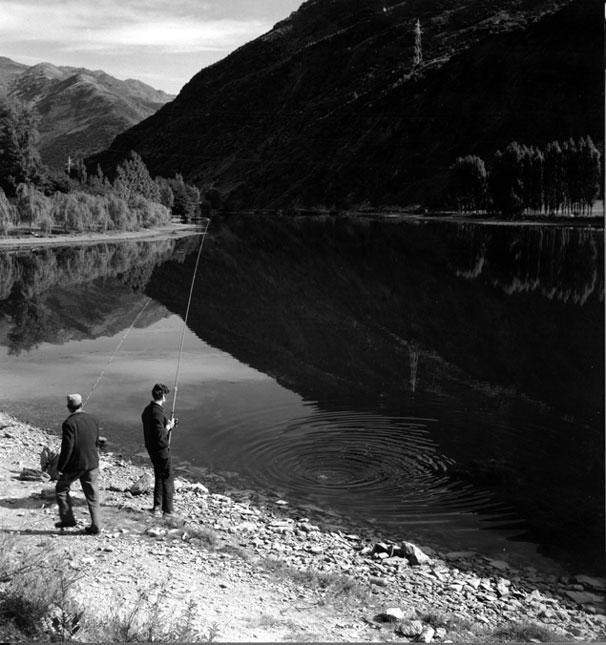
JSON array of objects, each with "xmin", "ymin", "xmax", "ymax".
[{"xmin": 89, "ymin": 0, "xmax": 602, "ymax": 209}]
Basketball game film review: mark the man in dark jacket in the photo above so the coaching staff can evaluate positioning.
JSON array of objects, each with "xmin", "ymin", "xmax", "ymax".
[
  {"xmin": 55, "ymin": 393, "xmax": 101, "ymax": 534},
  {"xmin": 142, "ymin": 383, "xmax": 176, "ymax": 516}
]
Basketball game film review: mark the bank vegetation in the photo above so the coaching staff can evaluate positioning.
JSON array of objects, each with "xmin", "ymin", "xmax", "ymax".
[{"xmin": 0, "ymin": 97, "xmax": 205, "ymax": 237}]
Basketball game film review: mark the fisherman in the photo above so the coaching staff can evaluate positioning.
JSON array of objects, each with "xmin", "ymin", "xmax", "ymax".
[
  {"xmin": 55, "ymin": 393, "xmax": 101, "ymax": 534},
  {"xmin": 141, "ymin": 383, "xmax": 177, "ymax": 517}
]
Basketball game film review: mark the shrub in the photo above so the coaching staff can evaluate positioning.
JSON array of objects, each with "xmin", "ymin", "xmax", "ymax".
[
  {"xmin": 15, "ymin": 183, "xmax": 52, "ymax": 231},
  {"xmin": 106, "ymin": 193, "xmax": 136, "ymax": 230},
  {"xmin": 0, "ymin": 186, "xmax": 15, "ymax": 235}
]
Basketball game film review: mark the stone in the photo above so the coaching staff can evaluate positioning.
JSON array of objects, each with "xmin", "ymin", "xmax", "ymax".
[
  {"xmin": 129, "ymin": 473, "xmax": 153, "ymax": 495},
  {"xmin": 402, "ymin": 542, "xmax": 433, "ymax": 566},
  {"xmin": 418, "ymin": 625, "xmax": 435, "ymax": 642},
  {"xmin": 398, "ymin": 620, "xmax": 424, "ymax": 637},
  {"xmin": 369, "ymin": 576, "xmax": 387, "ymax": 587},
  {"xmin": 488, "ymin": 559, "xmax": 510, "ymax": 571},
  {"xmin": 384, "ymin": 607, "xmax": 404, "ymax": 621}
]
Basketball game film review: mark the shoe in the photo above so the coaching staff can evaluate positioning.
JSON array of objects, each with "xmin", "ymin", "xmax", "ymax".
[
  {"xmin": 151, "ymin": 507, "xmax": 162, "ymax": 518},
  {"xmin": 55, "ymin": 520, "xmax": 77, "ymax": 529},
  {"xmin": 84, "ymin": 525, "xmax": 100, "ymax": 535}
]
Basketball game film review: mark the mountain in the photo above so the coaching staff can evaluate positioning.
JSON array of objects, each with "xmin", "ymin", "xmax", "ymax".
[
  {"xmin": 0, "ymin": 58, "xmax": 174, "ymax": 170},
  {"xmin": 89, "ymin": 0, "xmax": 603, "ymax": 209}
]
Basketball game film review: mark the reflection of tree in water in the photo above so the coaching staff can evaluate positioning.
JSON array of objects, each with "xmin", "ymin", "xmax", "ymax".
[
  {"xmin": 449, "ymin": 225, "xmax": 603, "ymax": 305},
  {"xmin": 6, "ymin": 296, "xmax": 58, "ymax": 355},
  {"xmin": 0, "ymin": 237, "xmax": 200, "ymax": 355}
]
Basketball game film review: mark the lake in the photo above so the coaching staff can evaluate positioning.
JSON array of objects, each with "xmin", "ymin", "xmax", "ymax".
[{"xmin": 0, "ymin": 215, "xmax": 603, "ymax": 576}]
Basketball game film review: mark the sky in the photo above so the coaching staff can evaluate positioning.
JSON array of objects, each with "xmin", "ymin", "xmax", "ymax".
[{"xmin": 0, "ymin": 0, "xmax": 304, "ymax": 95}]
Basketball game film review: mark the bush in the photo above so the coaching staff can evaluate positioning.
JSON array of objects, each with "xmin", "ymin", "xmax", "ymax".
[
  {"xmin": 106, "ymin": 193, "xmax": 136, "ymax": 230},
  {"xmin": 0, "ymin": 186, "xmax": 15, "ymax": 235}
]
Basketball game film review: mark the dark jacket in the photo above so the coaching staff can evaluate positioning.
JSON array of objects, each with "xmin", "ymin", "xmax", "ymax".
[
  {"xmin": 57, "ymin": 411, "xmax": 100, "ymax": 473},
  {"xmin": 142, "ymin": 401, "xmax": 170, "ymax": 455}
]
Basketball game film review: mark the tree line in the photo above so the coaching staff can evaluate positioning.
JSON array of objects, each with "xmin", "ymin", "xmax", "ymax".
[
  {"xmin": 447, "ymin": 136, "xmax": 602, "ymax": 216},
  {"xmin": 0, "ymin": 97, "xmax": 214, "ymax": 236}
]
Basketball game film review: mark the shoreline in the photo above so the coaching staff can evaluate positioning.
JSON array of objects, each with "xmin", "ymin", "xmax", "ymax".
[
  {"xmin": 0, "ymin": 222, "xmax": 204, "ymax": 250},
  {"xmin": 0, "ymin": 213, "xmax": 601, "ymax": 254},
  {"xmin": 1, "ymin": 409, "xmax": 604, "ymax": 642}
]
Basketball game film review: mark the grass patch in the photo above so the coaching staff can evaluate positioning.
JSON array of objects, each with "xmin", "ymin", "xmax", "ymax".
[
  {"xmin": 486, "ymin": 621, "xmax": 567, "ymax": 642},
  {"xmin": 0, "ymin": 535, "xmax": 83, "ymax": 641},
  {"xmin": 260, "ymin": 557, "xmax": 369, "ymax": 607},
  {"xmin": 83, "ymin": 582, "xmax": 218, "ymax": 642}
]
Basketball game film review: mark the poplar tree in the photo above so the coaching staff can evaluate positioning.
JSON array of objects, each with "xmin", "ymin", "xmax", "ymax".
[
  {"xmin": 543, "ymin": 141, "xmax": 565, "ymax": 214},
  {"xmin": 448, "ymin": 155, "xmax": 487, "ymax": 211},
  {"xmin": 579, "ymin": 136, "xmax": 601, "ymax": 214},
  {"xmin": 0, "ymin": 98, "xmax": 45, "ymax": 195}
]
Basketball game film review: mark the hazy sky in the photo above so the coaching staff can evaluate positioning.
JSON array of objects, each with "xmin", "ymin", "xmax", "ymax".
[{"xmin": 0, "ymin": 0, "xmax": 304, "ymax": 94}]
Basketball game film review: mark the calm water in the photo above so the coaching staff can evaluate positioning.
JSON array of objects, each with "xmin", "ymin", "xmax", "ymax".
[{"xmin": 0, "ymin": 216, "xmax": 603, "ymax": 575}]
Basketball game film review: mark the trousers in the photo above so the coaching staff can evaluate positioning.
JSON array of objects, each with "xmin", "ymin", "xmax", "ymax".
[
  {"xmin": 55, "ymin": 467, "xmax": 100, "ymax": 528},
  {"xmin": 149, "ymin": 452, "xmax": 174, "ymax": 514}
]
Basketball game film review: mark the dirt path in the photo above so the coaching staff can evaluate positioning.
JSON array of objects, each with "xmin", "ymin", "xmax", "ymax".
[{"xmin": 1, "ymin": 411, "xmax": 604, "ymax": 642}]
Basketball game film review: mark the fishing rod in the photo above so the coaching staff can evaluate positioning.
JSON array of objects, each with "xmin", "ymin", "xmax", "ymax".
[
  {"xmin": 83, "ymin": 296, "xmax": 153, "ymax": 408},
  {"xmin": 169, "ymin": 218, "xmax": 211, "ymax": 443}
]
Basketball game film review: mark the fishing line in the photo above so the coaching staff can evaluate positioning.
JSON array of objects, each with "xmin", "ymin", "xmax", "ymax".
[
  {"xmin": 83, "ymin": 296, "xmax": 153, "ymax": 408},
  {"xmin": 170, "ymin": 219, "xmax": 211, "ymax": 429}
]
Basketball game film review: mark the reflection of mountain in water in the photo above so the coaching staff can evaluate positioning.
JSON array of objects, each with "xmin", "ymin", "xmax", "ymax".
[
  {"xmin": 147, "ymin": 215, "xmax": 604, "ymax": 424},
  {"xmin": 145, "ymin": 215, "xmax": 603, "ymax": 573},
  {"xmin": 0, "ymin": 240, "xmax": 196, "ymax": 354}
]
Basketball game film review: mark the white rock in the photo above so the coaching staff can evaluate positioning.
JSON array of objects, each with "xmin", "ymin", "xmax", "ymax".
[
  {"xmin": 418, "ymin": 625, "xmax": 435, "ymax": 642},
  {"xmin": 385, "ymin": 608, "xmax": 404, "ymax": 620},
  {"xmin": 402, "ymin": 542, "xmax": 433, "ymax": 565}
]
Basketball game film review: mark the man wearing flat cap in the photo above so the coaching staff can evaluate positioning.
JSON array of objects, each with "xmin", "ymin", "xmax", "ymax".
[{"xmin": 55, "ymin": 393, "xmax": 101, "ymax": 534}]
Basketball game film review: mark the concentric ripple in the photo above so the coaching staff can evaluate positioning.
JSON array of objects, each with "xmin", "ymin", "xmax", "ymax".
[{"xmin": 209, "ymin": 407, "xmax": 506, "ymax": 525}]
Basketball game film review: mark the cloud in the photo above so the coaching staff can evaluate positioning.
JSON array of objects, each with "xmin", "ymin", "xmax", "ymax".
[{"xmin": 0, "ymin": 0, "xmax": 270, "ymax": 54}]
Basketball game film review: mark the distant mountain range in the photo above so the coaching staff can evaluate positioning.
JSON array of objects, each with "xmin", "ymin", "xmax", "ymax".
[
  {"xmin": 0, "ymin": 57, "xmax": 174, "ymax": 171},
  {"xmin": 89, "ymin": 0, "xmax": 603, "ymax": 209}
]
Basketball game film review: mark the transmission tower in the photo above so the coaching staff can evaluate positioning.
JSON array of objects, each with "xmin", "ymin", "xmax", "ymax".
[{"xmin": 413, "ymin": 19, "xmax": 423, "ymax": 67}]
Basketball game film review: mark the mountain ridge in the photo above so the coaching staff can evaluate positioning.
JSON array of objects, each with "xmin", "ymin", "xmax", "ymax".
[
  {"xmin": 0, "ymin": 56, "xmax": 175, "ymax": 171},
  {"xmin": 89, "ymin": 0, "xmax": 602, "ymax": 209}
]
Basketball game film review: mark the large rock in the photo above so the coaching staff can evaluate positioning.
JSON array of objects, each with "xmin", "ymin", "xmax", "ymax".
[
  {"xmin": 402, "ymin": 542, "xmax": 433, "ymax": 566},
  {"xmin": 129, "ymin": 472, "xmax": 153, "ymax": 495}
]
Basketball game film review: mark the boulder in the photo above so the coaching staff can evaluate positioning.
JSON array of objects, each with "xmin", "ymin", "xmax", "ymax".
[
  {"xmin": 129, "ymin": 472, "xmax": 153, "ymax": 495},
  {"xmin": 402, "ymin": 542, "xmax": 433, "ymax": 566}
]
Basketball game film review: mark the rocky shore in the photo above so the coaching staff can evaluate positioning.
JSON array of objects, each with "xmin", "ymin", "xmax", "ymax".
[{"xmin": 1, "ymin": 410, "xmax": 604, "ymax": 642}]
